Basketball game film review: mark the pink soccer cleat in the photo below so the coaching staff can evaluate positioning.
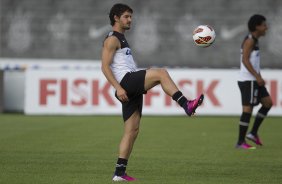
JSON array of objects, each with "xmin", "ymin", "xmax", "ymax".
[
  {"xmin": 112, "ymin": 173, "xmax": 136, "ymax": 182},
  {"xmin": 246, "ymin": 133, "xmax": 263, "ymax": 146},
  {"xmin": 236, "ymin": 142, "xmax": 256, "ymax": 150},
  {"xmin": 184, "ymin": 94, "xmax": 204, "ymax": 116}
]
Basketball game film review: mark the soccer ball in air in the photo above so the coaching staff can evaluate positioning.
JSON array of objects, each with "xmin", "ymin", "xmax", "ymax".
[{"xmin": 192, "ymin": 25, "xmax": 216, "ymax": 47}]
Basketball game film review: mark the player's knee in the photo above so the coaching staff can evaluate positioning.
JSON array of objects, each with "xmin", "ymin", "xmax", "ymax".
[
  {"xmin": 130, "ymin": 127, "xmax": 139, "ymax": 139},
  {"xmin": 263, "ymin": 100, "xmax": 273, "ymax": 109},
  {"xmin": 134, "ymin": 128, "xmax": 139, "ymax": 138},
  {"xmin": 124, "ymin": 127, "xmax": 139, "ymax": 140},
  {"xmin": 242, "ymin": 106, "xmax": 252, "ymax": 113},
  {"xmin": 264, "ymin": 99, "xmax": 273, "ymax": 109},
  {"xmin": 268, "ymin": 100, "xmax": 273, "ymax": 108},
  {"xmin": 159, "ymin": 68, "xmax": 169, "ymax": 78}
]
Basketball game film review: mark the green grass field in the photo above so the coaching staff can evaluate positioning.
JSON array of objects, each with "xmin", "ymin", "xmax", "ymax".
[{"xmin": 0, "ymin": 114, "xmax": 281, "ymax": 184}]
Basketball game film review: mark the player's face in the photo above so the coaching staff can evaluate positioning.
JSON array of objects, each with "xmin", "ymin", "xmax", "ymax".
[
  {"xmin": 257, "ymin": 21, "xmax": 268, "ymax": 36},
  {"xmin": 117, "ymin": 11, "xmax": 132, "ymax": 30}
]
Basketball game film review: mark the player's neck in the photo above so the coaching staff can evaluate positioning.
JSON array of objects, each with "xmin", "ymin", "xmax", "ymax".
[
  {"xmin": 112, "ymin": 25, "xmax": 126, "ymax": 34},
  {"xmin": 251, "ymin": 32, "xmax": 260, "ymax": 39}
]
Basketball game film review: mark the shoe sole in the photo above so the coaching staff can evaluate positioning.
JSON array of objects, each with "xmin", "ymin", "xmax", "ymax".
[
  {"xmin": 236, "ymin": 146, "xmax": 256, "ymax": 150},
  {"xmin": 190, "ymin": 94, "xmax": 204, "ymax": 116},
  {"xmin": 246, "ymin": 136, "xmax": 263, "ymax": 146},
  {"xmin": 197, "ymin": 94, "xmax": 204, "ymax": 107}
]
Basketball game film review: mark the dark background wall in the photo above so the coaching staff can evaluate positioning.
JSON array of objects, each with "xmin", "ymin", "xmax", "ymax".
[{"xmin": 0, "ymin": 0, "xmax": 281, "ymax": 68}]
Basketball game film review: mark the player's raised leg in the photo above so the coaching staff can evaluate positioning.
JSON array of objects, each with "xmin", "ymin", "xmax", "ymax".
[{"xmin": 144, "ymin": 68, "xmax": 204, "ymax": 116}]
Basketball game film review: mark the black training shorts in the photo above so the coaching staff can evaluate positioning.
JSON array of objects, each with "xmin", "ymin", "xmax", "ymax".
[
  {"xmin": 238, "ymin": 81, "xmax": 270, "ymax": 106},
  {"xmin": 115, "ymin": 70, "xmax": 147, "ymax": 122}
]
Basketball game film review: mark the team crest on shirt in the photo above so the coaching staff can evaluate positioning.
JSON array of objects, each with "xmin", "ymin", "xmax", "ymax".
[{"xmin": 126, "ymin": 49, "xmax": 132, "ymax": 55}]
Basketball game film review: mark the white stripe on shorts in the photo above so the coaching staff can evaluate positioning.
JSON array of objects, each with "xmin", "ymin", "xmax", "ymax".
[{"xmin": 250, "ymin": 81, "xmax": 254, "ymax": 104}]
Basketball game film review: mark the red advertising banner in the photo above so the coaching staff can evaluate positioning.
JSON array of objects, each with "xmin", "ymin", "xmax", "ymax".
[{"xmin": 25, "ymin": 69, "xmax": 282, "ymax": 116}]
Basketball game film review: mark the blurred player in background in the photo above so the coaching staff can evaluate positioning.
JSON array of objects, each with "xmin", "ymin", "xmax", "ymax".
[
  {"xmin": 101, "ymin": 3, "xmax": 204, "ymax": 181},
  {"xmin": 236, "ymin": 14, "xmax": 272, "ymax": 149}
]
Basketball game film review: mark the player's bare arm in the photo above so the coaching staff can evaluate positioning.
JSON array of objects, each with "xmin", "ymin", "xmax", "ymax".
[
  {"xmin": 101, "ymin": 36, "xmax": 129, "ymax": 102},
  {"xmin": 242, "ymin": 38, "xmax": 265, "ymax": 86}
]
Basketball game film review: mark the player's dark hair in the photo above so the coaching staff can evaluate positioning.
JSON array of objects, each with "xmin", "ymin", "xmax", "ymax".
[
  {"xmin": 109, "ymin": 3, "xmax": 133, "ymax": 26},
  {"xmin": 248, "ymin": 14, "xmax": 266, "ymax": 32}
]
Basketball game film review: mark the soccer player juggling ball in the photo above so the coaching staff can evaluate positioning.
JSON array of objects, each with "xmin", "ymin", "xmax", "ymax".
[{"xmin": 101, "ymin": 3, "xmax": 204, "ymax": 181}]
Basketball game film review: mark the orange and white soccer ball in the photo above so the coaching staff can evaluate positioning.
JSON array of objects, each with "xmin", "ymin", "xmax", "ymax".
[{"xmin": 192, "ymin": 25, "xmax": 216, "ymax": 47}]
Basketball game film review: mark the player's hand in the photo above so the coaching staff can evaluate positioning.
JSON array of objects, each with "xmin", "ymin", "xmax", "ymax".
[
  {"xmin": 116, "ymin": 87, "xmax": 129, "ymax": 102},
  {"xmin": 256, "ymin": 76, "xmax": 265, "ymax": 86}
]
